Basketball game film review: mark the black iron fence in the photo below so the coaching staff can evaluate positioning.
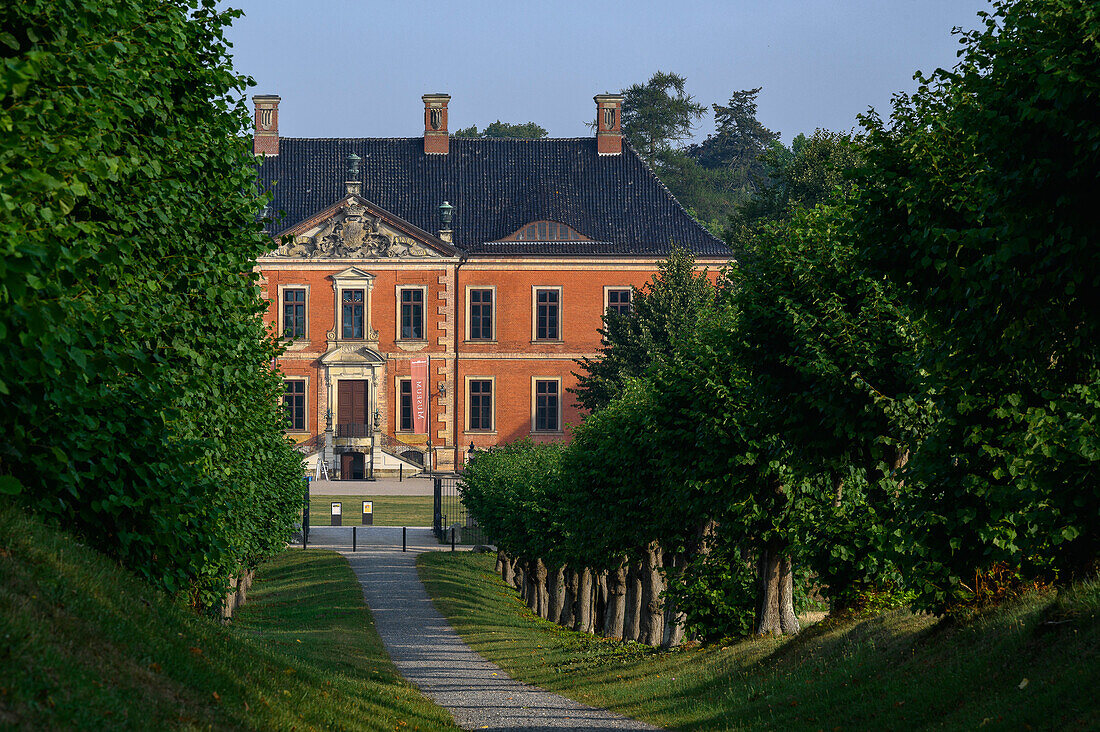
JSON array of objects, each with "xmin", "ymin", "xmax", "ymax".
[{"xmin": 432, "ymin": 473, "xmax": 488, "ymax": 545}]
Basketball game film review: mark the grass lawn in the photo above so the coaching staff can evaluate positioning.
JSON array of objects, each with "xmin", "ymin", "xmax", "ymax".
[
  {"xmin": 419, "ymin": 551, "xmax": 1100, "ymax": 731},
  {"xmin": 309, "ymin": 494, "xmax": 433, "ymax": 526},
  {"xmin": 0, "ymin": 503, "xmax": 457, "ymax": 730}
]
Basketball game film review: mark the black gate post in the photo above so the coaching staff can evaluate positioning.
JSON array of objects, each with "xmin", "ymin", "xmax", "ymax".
[
  {"xmin": 433, "ymin": 476, "xmax": 443, "ymax": 540},
  {"xmin": 302, "ymin": 478, "xmax": 310, "ymax": 549}
]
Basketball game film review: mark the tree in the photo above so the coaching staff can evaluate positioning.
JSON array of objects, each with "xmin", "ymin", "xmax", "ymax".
[
  {"xmin": 731, "ymin": 129, "xmax": 864, "ymax": 241},
  {"xmin": 0, "ymin": 0, "xmax": 304, "ymax": 610},
  {"xmin": 853, "ymin": 0, "xmax": 1100, "ymax": 611},
  {"xmin": 618, "ymin": 71, "xmax": 706, "ymax": 162},
  {"xmin": 689, "ymin": 88, "xmax": 780, "ymax": 197},
  {"xmin": 571, "ymin": 246, "xmax": 715, "ymax": 412},
  {"xmin": 453, "ymin": 120, "xmax": 548, "ymax": 138}
]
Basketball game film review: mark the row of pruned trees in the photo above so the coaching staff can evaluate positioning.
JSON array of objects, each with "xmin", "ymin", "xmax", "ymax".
[
  {"xmin": 1, "ymin": 0, "xmax": 305, "ymax": 611},
  {"xmin": 462, "ymin": 0, "xmax": 1098, "ymax": 641}
]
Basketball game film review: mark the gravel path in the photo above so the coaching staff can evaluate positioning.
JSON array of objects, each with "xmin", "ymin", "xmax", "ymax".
[{"xmin": 335, "ymin": 531, "xmax": 658, "ymax": 731}]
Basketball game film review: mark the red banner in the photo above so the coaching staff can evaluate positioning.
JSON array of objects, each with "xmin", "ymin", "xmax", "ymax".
[{"xmin": 411, "ymin": 357, "xmax": 428, "ymax": 434}]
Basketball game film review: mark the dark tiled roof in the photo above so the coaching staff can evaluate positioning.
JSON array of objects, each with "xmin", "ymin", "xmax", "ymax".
[
  {"xmin": 469, "ymin": 241, "xmax": 665, "ymax": 256},
  {"xmin": 256, "ymin": 137, "xmax": 730, "ymax": 257}
]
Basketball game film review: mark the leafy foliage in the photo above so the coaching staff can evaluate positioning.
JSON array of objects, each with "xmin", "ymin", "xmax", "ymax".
[
  {"xmin": 571, "ymin": 245, "xmax": 715, "ymax": 412},
  {"xmin": 0, "ymin": 0, "xmax": 304, "ymax": 610},
  {"xmin": 460, "ymin": 441, "xmax": 565, "ymax": 563},
  {"xmin": 619, "ymin": 71, "xmax": 706, "ymax": 162},
  {"xmin": 688, "ymin": 88, "xmax": 780, "ymax": 198},
  {"xmin": 853, "ymin": 0, "xmax": 1100, "ymax": 609},
  {"xmin": 453, "ymin": 120, "xmax": 548, "ymax": 139}
]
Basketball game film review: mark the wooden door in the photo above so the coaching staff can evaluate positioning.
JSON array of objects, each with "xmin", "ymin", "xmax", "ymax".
[
  {"xmin": 337, "ymin": 379, "xmax": 370, "ymax": 436},
  {"xmin": 340, "ymin": 453, "xmax": 365, "ymax": 480}
]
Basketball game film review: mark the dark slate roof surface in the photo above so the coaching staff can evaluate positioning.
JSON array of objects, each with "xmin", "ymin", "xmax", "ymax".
[{"xmin": 257, "ymin": 137, "xmax": 730, "ymax": 257}]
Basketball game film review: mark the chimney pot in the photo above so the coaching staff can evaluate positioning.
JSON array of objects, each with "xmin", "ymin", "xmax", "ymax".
[
  {"xmin": 594, "ymin": 93, "xmax": 623, "ymax": 155},
  {"xmin": 253, "ymin": 94, "xmax": 281, "ymax": 156},
  {"xmin": 422, "ymin": 93, "xmax": 451, "ymax": 155}
]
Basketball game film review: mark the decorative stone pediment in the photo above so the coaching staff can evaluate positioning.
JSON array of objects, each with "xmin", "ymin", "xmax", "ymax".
[
  {"xmin": 320, "ymin": 344, "xmax": 386, "ymax": 366},
  {"xmin": 271, "ymin": 196, "xmax": 450, "ymax": 259}
]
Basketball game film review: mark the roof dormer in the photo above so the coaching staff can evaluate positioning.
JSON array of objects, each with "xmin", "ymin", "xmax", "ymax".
[{"xmin": 501, "ymin": 221, "xmax": 589, "ymax": 242}]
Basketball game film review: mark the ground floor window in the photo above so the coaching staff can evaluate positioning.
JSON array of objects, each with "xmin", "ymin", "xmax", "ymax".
[
  {"xmin": 284, "ymin": 379, "xmax": 306, "ymax": 431},
  {"xmin": 469, "ymin": 379, "xmax": 493, "ymax": 431}
]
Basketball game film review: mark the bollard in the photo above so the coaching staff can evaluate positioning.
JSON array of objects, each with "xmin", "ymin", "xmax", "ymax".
[
  {"xmin": 353, "ymin": 525, "xmax": 357, "ymax": 553},
  {"xmin": 402, "ymin": 526, "xmax": 407, "ymax": 552},
  {"xmin": 399, "ymin": 464, "xmax": 403, "ymax": 482},
  {"xmin": 451, "ymin": 526, "xmax": 455, "ymax": 552}
]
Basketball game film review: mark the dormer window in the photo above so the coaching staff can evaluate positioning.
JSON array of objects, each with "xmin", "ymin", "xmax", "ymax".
[{"xmin": 503, "ymin": 221, "xmax": 589, "ymax": 242}]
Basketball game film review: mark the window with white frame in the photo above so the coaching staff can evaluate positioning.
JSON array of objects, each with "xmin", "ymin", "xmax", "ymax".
[
  {"xmin": 533, "ymin": 378, "xmax": 561, "ymax": 432},
  {"xmin": 283, "ymin": 379, "xmax": 306, "ymax": 431},
  {"xmin": 533, "ymin": 287, "xmax": 561, "ymax": 341},
  {"xmin": 468, "ymin": 288, "xmax": 494, "ymax": 341},
  {"xmin": 605, "ymin": 288, "xmax": 632, "ymax": 317},
  {"xmin": 397, "ymin": 378, "xmax": 413, "ymax": 431},
  {"xmin": 468, "ymin": 378, "xmax": 493, "ymax": 432},
  {"xmin": 341, "ymin": 289, "xmax": 365, "ymax": 339},
  {"xmin": 282, "ymin": 287, "xmax": 307, "ymax": 338},
  {"xmin": 398, "ymin": 287, "xmax": 425, "ymax": 340}
]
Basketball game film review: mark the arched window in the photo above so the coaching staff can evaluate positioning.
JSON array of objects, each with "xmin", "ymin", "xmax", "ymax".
[{"xmin": 503, "ymin": 221, "xmax": 589, "ymax": 242}]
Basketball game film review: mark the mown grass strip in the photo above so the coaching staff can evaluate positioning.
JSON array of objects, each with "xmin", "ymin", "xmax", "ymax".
[
  {"xmin": 419, "ymin": 552, "xmax": 1100, "ymax": 731},
  {"xmin": 0, "ymin": 503, "xmax": 457, "ymax": 730},
  {"xmin": 308, "ymin": 494, "xmax": 433, "ymax": 526}
]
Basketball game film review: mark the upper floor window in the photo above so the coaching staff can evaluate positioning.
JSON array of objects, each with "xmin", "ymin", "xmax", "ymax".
[
  {"xmin": 606, "ymin": 288, "xmax": 632, "ymax": 316},
  {"xmin": 469, "ymin": 288, "xmax": 494, "ymax": 341},
  {"xmin": 342, "ymin": 289, "xmax": 365, "ymax": 339},
  {"xmin": 282, "ymin": 287, "xmax": 306, "ymax": 339},
  {"xmin": 534, "ymin": 288, "xmax": 560, "ymax": 341},
  {"xmin": 400, "ymin": 288, "xmax": 425, "ymax": 340},
  {"xmin": 283, "ymin": 379, "xmax": 306, "ymax": 431},
  {"xmin": 503, "ymin": 221, "xmax": 588, "ymax": 242}
]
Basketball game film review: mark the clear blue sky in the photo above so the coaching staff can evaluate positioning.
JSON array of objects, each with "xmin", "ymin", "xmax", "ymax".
[{"xmin": 224, "ymin": 0, "xmax": 990, "ymax": 145}]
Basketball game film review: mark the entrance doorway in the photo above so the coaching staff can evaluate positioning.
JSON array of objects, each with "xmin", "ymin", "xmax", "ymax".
[
  {"xmin": 341, "ymin": 452, "xmax": 366, "ymax": 480},
  {"xmin": 337, "ymin": 379, "xmax": 371, "ymax": 437}
]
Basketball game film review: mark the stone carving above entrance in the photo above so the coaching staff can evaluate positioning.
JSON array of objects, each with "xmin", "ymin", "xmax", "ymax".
[{"xmin": 273, "ymin": 200, "xmax": 438, "ymax": 259}]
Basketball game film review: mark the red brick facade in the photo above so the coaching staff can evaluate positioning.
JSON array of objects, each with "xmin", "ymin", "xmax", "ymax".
[{"xmin": 254, "ymin": 92, "xmax": 729, "ymax": 477}]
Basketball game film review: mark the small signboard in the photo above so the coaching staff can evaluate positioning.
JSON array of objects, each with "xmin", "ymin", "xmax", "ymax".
[
  {"xmin": 362, "ymin": 501, "xmax": 374, "ymax": 525},
  {"xmin": 330, "ymin": 501, "xmax": 342, "ymax": 526}
]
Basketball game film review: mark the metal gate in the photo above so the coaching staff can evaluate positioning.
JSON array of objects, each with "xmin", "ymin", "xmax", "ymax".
[{"xmin": 433, "ymin": 474, "xmax": 487, "ymax": 545}]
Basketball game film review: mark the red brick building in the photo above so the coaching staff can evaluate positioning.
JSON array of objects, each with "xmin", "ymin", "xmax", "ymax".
[{"xmin": 254, "ymin": 93, "xmax": 729, "ymax": 477}]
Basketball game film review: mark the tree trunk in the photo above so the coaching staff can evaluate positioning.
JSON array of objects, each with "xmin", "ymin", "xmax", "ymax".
[
  {"xmin": 513, "ymin": 560, "xmax": 526, "ymax": 597},
  {"xmin": 547, "ymin": 565, "xmax": 565, "ymax": 624},
  {"xmin": 495, "ymin": 550, "xmax": 504, "ymax": 575},
  {"xmin": 756, "ymin": 541, "xmax": 799, "ymax": 635},
  {"xmin": 640, "ymin": 543, "xmax": 665, "ymax": 646},
  {"xmin": 603, "ymin": 562, "xmax": 627, "ymax": 639},
  {"xmin": 535, "ymin": 558, "xmax": 550, "ymax": 619},
  {"xmin": 499, "ymin": 552, "xmax": 514, "ymax": 586},
  {"xmin": 525, "ymin": 559, "xmax": 539, "ymax": 612},
  {"xmin": 595, "ymin": 570, "xmax": 608, "ymax": 634},
  {"xmin": 779, "ymin": 555, "xmax": 800, "ymax": 634},
  {"xmin": 624, "ymin": 559, "xmax": 642, "ymax": 642},
  {"xmin": 756, "ymin": 541, "xmax": 782, "ymax": 635},
  {"xmin": 662, "ymin": 552, "xmax": 686, "ymax": 648},
  {"xmin": 574, "ymin": 567, "xmax": 595, "ymax": 634},
  {"xmin": 560, "ymin": 569, "xmax": 578, "ymax": 628}
]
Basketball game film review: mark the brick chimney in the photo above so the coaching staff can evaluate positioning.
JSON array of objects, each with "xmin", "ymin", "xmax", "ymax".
[
  {"xmin": 253, "ymin": 94, "xmax": 281, "ymax": 156},
  {"xmin": 422, "ymin": 93, "xmax": 451, "ymax": 155},
  {"xmin": 594, "ymin": 94, "xmax": 623, "ymax": 155}
]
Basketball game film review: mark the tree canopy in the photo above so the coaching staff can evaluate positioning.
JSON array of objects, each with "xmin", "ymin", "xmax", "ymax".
[
  {"xmin": 0, "ymin": 0, "xmax": 304, "ymax": 610},
  {"xmin": 453, "ymin": 120, "xmax": 548, "ymax": 138}
]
